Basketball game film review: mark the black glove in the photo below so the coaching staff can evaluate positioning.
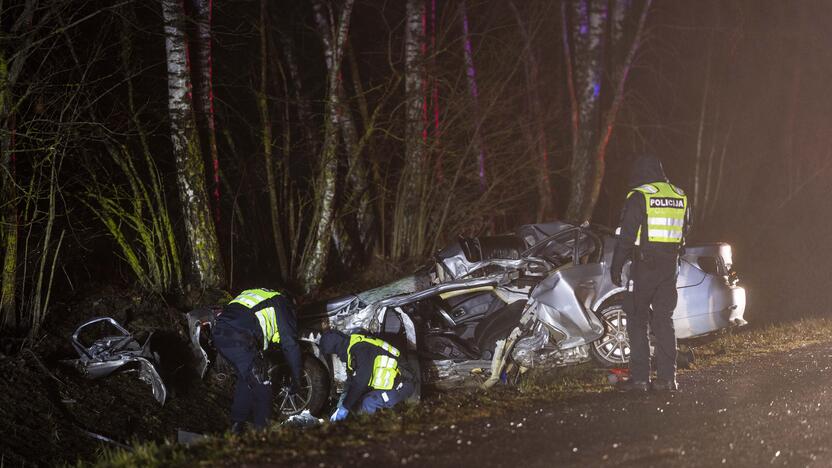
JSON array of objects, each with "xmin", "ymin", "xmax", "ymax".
[{"xmin": 610, "ymin": 270, "xmax": 622, "ymax": 287}]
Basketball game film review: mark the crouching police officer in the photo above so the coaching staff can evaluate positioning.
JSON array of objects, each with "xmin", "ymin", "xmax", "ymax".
[
  {"xmin": 213, "ymin": 288, "xmax": 302, "ymax": 432},
  {"xmin": 611, "ymin": 155, "xmax": 689, "ymax": 392},
  {"xmin": 319, "ymin": 330, "xmax": 414, "ymax": 421}
]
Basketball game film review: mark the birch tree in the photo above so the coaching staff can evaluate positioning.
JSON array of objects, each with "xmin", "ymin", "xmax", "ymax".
[
  {"xmin": 563, "ymin": 0, "xmax": 652, "ymax": 223},
  {"xmin": 161, "ymin": 0, "xmax": 224, "ymax": 290},
  {"xmin": 299, "ymin": 0, "xmax": 355, "ymax": 293},
  {"xmin": 392, "ymin": 0, "xmax": 426, "ymax": 259}
]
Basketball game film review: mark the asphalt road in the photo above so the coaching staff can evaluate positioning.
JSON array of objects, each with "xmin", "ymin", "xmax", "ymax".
[{"xmin": 307, "ymin": 342, "xmax": 832, "ymax": 468}]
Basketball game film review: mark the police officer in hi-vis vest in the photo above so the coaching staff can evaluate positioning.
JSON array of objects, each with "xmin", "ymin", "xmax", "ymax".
[
  {"xmin": 214, "ymin": 288, "xmax": 302, "ymax": 432},
  {"xmin": 610, "ymin": 155, "xmax": 690, "ymax": 392},
  {"xmin": 319, "ymin": 330, "xmax": 414, "ymax": 421}
]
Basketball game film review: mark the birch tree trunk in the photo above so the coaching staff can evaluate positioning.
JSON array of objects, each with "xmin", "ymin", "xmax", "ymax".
[
  {"xmin": 259, "ymin": 0, "xmax": 289, "ymax": 280},
  {"xmin": 311, "ymin": 3, "xmax": 371, "ymax": 268},
  {"xmin": 192, "ymin": 0, "xmax": 220, "ymax": 222},
  {"xmin": 161, "ymin": 0, "xmax": 225, "ymax": 290},
  {"xmin": 564, "ymin": 0, "xmax": 651, "ymax": 223},
  {"xmin": 393, "ymin": 0, "xmax": 426, "ymax": 259},
  {"xmin": 564, "ymin": 0, "xmax": 605, "ymax": 223},
  {"xmin": 299, "ymin": 0, "xmax": 354, "ymax": 293}
]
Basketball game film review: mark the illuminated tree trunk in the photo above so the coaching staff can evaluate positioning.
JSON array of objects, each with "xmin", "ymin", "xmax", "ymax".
[
  {"xmin": 0, "ymin": 1, "xmax": 35, "ymax": 330},
  {"xmin": 192, "ymin": 0, "xmax": 221, "ymax": 222},
  {"xmin": 161, "ymin": 0, "xmax": 225, "ymax": 289},
  {"xmin": 393, "ymin": 0, "xmax": 426, "ymax": 258},
  {"xmin": 564, "ymin": 0, "xmax": 605, "ymax": 223},
  {"xmin": 311, "ymin": 2, "xmax": 370, "ymax": 268},
  {"xmin": 0, "ymin": 71, "xmax": 18, "ymax": 329},
  {"xmin": 300, "ymin": 0, "xmax": 354, "ymax": 293},
  {"xmin": 564, "ymin": 0, "xmax": 651, "ymax": 223}
]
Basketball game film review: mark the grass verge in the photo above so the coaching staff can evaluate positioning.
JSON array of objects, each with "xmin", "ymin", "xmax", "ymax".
[{"xmin": 88, "ymin": 316, "xmax": 832, "ymax": 467}]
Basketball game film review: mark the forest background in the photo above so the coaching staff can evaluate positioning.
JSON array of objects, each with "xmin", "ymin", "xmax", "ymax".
[{"xmin": 1, "ymin": 0, "xmax": 828, "ymax": 341}]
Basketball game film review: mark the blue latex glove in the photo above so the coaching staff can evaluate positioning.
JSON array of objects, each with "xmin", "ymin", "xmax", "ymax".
[{"xmin": 329, "ymin": 406, "xmax": 349, "ymax": 422}]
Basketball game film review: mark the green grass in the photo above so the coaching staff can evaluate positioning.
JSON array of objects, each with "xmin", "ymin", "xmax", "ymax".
[{"xmin": 89, "ymin": 316, "xmax": 832, "ymax": 467}]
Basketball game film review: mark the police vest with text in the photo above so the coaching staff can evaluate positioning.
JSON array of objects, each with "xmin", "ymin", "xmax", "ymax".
[
  {"xmin": 627, "ymin": 182, "xmax": 687, "ymax": 246},
  {"xmin": 347, "ymin": 334, "xmax": 401, "ymax": 391},
  {"xmin": 228, "ymin": 288, "xmax": 282, "ymax": 350}
]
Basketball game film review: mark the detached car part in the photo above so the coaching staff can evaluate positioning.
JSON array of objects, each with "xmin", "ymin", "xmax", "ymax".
[{"xmin": 62, "ymin": 317, "xmax": 167, "ymax": 405}]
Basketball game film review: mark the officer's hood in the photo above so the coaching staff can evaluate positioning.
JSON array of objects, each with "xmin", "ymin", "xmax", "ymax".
[
  {"xmin": 319, "ymin": 330, "xmax": 349, "ymax": 362},
  {"xmin": 628, "ymin": 154, "xmax": 668, "ymax": 187}
]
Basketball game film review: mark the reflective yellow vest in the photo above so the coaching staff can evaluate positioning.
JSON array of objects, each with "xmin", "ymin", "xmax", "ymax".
[
  {"xmin": 628, "ymin": 182, "xmax": 687, "ymax": 245},
  {"xmin": 347, "ymin": 334, "xmax": 400, "ymax": 391},
  {"xmin": 229, "ymin": 288, "xmax": 282, "ymax": 350}
]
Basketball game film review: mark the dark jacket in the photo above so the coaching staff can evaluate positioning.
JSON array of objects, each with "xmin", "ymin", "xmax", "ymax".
[
  {"xmin": 319, "ymin": 331, "xmax": 403, "ymax": 412},
  {"xmin": 220, "ymin": 294, "xmax": 303, "ymax": 385},
  {"xmin": 611, "ymin": 155, "xmax": 690, "ymax": 281}
]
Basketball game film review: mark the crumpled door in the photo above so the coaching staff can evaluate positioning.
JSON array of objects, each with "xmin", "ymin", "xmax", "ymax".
[{"xmin": 528, "ymin": 263, "xmax": 606, "ymax": 350}]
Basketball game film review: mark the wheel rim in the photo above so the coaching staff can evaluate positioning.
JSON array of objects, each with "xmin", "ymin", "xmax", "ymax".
[
  {"xmin": 593, "ymin": 307, "xmax": 630, "ymax": 365},
  {"xmin": 270, "ymin": 366, "xmax": 313, "ymax": 415}
]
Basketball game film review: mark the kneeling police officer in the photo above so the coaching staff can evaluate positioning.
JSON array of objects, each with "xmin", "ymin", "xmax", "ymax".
[
  {"xmin": 319, "ymin": 330, "xmax": 414, "ymax": 421},
  {"xmin": 213, "ymin": 288, "xmax": 302, "ymax": 432}
]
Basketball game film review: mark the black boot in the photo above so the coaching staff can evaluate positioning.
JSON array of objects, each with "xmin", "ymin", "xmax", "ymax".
[
  {"xmin": 651, "ymin": 379, "xmax": 678, "ymax": 392},
  {"xmin": 616, "ymin": 379, "xmax": 650, "ymax": 392}
]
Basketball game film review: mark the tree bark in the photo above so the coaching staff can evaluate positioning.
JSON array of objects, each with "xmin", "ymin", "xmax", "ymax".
[
  {"xmin": 564, "ymin": 0, "xmax": 651, "ymax": 223},
  {"xmin": 300, "ymin": 0, "xmax": 355, "ymax": 294},
  {"xmin": 564, "ymin": 0, "xmax": 605, "ymax": 223},
  {"xmin": 0, "ymin": 0, "xmax": 36, "ymax": 330},
  {"xmin": 161, "ymin": 0, "xmax": 225, "ymax": 290},
  {"xmin": 393, "ymin": 0, "xmax": 426, "ymax": 259}
]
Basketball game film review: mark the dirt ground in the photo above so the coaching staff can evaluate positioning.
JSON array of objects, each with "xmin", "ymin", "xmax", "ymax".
[{"xmin": 289, "ymin": 341, "xmax": 832, "ymax": 468}]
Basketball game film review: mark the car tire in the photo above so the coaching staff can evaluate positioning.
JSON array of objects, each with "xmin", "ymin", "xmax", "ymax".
[
  {"xmin": 270, "ymin": 354, "xmax": 330, "ymax": 417},
  {"xmin": 590, "ymin": 300, "xmax": 631, "ymax": 368}
]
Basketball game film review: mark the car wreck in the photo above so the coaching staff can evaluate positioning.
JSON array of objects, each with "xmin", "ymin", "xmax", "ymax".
[
  {"xmin": 188, "ymin": 220, "xmax": 747, "ymax": 415},
  {"xmin": 62, "ymin": 317, "xmax": 168, "ymax": 405}
]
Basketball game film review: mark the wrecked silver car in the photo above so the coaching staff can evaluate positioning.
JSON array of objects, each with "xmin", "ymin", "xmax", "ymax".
[
  {"xmin": 298, "ymin": 221, "xmax": 746, "ymax": 390},
  {"xmin": 62, "ymin": 317, "xmax": 167, "ymax": 405},
  {"xmin": 188, "ymin": 220, "xmax": 746, "ymax": 414}
]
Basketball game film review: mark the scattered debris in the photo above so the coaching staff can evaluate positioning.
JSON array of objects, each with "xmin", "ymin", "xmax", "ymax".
[
  {"xmin": 283, "ymin": 410, "xmax": 324, "ymax": 428},
  {"xmin": 61, "ymin": 317, "xmax": 167, "ymax": 405}
]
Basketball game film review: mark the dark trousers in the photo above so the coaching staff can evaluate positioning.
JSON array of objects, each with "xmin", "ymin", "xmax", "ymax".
[
  {"xmin": 359, "ymin": 380, "xmax": 415, "ymax": 414},
  {"xmin": 624, "ymin": 252, "xmax": 679, "ymax": 382},
  {"xmin": 214, "ymin": 321, "xmax": 272, "ymax": 429}
]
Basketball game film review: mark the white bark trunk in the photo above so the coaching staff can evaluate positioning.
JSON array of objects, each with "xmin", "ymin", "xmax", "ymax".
[
  {"xmin": 300, "ymin": 0, "xmax": 355, "ymax": 293},
  {"xmin": 393, "ymin": 0, "xmax": 426, "ymax": 258},
  {"xmin": 162, "ymin": 0, "xmax": 224, "ymax": 289}
]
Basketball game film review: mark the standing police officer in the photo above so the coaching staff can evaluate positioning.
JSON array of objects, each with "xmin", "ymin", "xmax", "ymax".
[
  {"xmin": 610, "ymin": 155, "xmax": 689, "ymax": 392},
  {"xmin": 318, "ymin": 330, "xmax": 414, "ymax": 421},
  {"xmin": 213, "ymin": 288, "xmax": 302, "ymax": 432}
]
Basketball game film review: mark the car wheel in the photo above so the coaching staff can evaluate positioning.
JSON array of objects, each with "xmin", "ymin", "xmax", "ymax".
[
  {"xmin": 590, "ymin": 301, "xmax": 630, "ymax": 367},
  {"xmin": 270, "ymin": 354, "xmax": 329, "ymax": 417}
]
